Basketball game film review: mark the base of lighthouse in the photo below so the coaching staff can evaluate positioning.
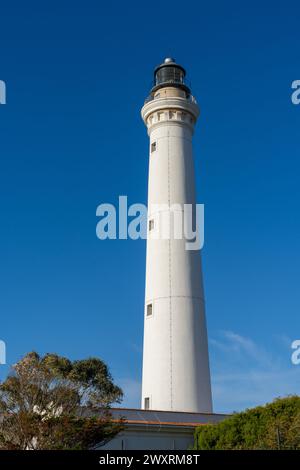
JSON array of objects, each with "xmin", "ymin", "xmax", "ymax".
[
  {"xmin": 141, "ymin": 233, "xmax": 212, "ymax": 413},
  {"xmin": 141, "ymin": 294, "xmax": 212, "ymax": 413}
]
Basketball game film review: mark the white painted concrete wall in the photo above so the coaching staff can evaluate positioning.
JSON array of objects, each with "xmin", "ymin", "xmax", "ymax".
[
  {"xmin": 141, "ymin": 89, "xmax": 212, "ymax": 413},
  {"xmin": 100, "ymin": 426, "xmax": 194, "ymax": 450}
]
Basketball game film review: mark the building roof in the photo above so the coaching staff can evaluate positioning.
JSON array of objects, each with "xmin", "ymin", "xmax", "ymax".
[{"xmin": 110, "ymin": 408, "xmax": 228, "ymax": 428}]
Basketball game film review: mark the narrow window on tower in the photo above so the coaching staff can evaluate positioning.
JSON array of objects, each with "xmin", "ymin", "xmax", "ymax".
[
  {"xmin": 144, "ymin": 397, "xmax": 150, "ymax": 410},
  {"xmin": 146, "ymin": 303, "xmax": 153, "ymax": 317},
  {"xmin": 151, "ymin": 141, "xmax": 156, "ymax": 153},
  {"xmin": 149, "ymin": 219, "xmax": 154, "ymax": 231}
]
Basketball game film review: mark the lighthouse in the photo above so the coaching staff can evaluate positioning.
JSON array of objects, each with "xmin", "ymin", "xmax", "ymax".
[{"xmin": 141, "ymin": 58, "xmax": 213, "ymax": 413}]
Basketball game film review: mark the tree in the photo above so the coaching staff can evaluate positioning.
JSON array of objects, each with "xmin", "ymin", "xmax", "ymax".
[
  {"xmin": 0, "ymin": 352, "xmax": 123, "ymax": 449},
  {"xmin": 193, "ymin": 396, "xmax": 300, "ymax": 450}
]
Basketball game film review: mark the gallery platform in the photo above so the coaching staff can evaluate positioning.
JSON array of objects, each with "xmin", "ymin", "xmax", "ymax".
[{"xmin": 100, "ymin": 408, "xmax": 228, "ymax": 450}]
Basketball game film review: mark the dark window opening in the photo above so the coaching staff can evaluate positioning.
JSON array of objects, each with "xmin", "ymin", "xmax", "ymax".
[
  {"xmin": 147, "ymin": 304, "xmax": 153, "ymax": 317},
  {"xmin": 151, "ymin": 141, "xmax": 157, "ymax": 153},
  {"xmin": 149, "ymin": 219, "xmax": 154, "ymax": 231}
]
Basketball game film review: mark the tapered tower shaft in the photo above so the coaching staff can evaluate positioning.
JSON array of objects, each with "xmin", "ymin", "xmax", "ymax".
[{"xmin": 141, "ymin": 59, "xmax": 212, "ymax": 413}]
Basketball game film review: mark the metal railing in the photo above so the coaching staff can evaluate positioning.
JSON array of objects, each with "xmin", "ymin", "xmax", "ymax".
[
  {"xmin": 150, "ymin": 77, "xmax": 192, "ymax": 89},
  {"xmin": 144, "ymin": 92, "xmax": 197, "ymax": 105}
]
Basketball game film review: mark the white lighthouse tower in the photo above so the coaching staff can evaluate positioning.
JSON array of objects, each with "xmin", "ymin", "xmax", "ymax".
[{"xmin": 141, "ymin": 58, "xmax": 213, "ymax": 413}]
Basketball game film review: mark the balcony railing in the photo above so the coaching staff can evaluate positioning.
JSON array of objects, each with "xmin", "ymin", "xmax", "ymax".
[{"xmin": 144, "ymin": 92, "xmax": 197, "ymax": 105}]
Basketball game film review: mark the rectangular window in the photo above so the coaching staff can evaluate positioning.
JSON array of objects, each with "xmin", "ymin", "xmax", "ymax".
[
  {"xmin": 147, "ymin": 303, "xmax": 153, "ymax": 317},
  {"xmin": 149, "ymin": 219, "xmax": 154, "ymax": 231},
  {"xmin": 144, "ymin": 397, "xmax": 150, "ymax": 410},
  {"xmin": 151, "ymin": 141, "xmax": 156, "ymax": 153}
]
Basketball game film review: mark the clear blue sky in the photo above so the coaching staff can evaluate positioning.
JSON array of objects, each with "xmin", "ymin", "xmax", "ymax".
[{"xmin": 0, "ymin": 1, "xmax": 299, "ymax": 413}]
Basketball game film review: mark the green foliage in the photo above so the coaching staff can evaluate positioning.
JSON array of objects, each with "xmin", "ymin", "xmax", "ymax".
[
  {"xmin": 194, "ymin": 396, "xmax": 300, "ymax": 450},
  {"xmin": 0, "ymin": 351, "xmax": 123, "ymax": 449}
]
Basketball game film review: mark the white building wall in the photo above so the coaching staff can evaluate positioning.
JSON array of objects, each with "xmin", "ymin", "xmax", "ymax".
[{"xmin": 101, "ymin": 427, "xmax": 194, "ymax": 450}]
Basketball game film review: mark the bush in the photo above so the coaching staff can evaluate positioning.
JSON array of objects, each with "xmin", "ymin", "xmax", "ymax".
[{"xmin": 194, "ymin": 396, "xmax": 300, "ymax": 450}]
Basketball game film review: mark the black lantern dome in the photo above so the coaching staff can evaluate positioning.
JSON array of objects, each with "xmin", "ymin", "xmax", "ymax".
[{"xmin": 151, "ymin": 58, "xmax": 190, "ymax": 94}]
